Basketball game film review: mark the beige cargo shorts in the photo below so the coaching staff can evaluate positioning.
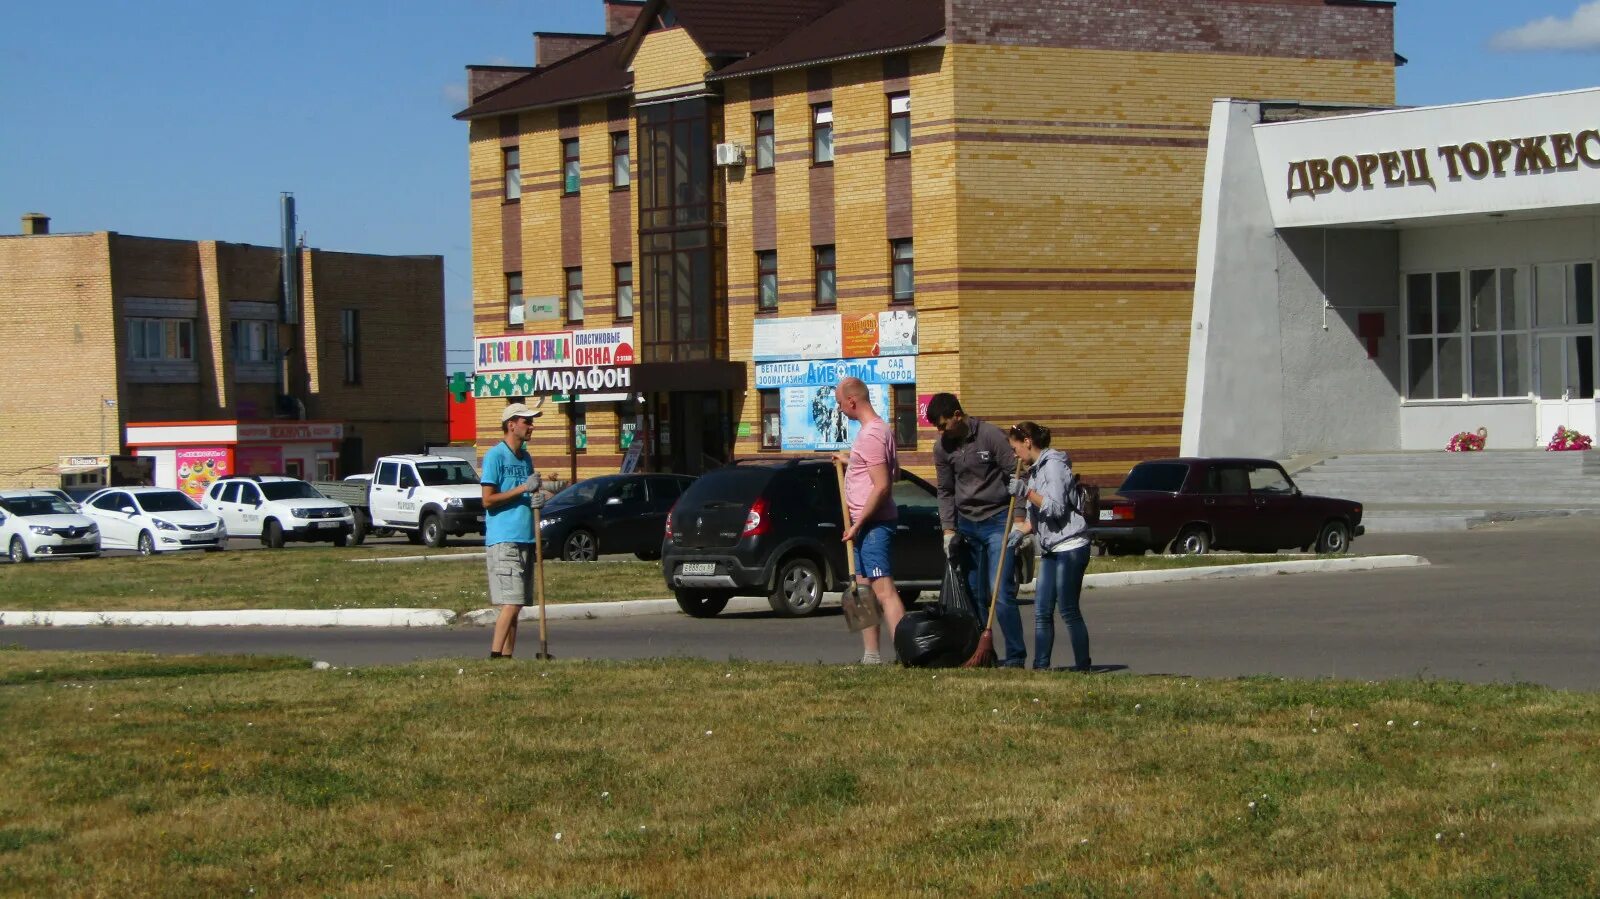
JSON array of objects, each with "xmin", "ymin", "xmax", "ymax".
[{"xmin": 486, "ymin": 542, "xmax": 535, "ymax": 606}]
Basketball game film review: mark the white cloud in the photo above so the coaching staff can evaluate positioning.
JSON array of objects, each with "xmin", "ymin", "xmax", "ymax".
[{"xmin": 1490, "ymin": 1, "xmax": 1600, "ymax": 51}]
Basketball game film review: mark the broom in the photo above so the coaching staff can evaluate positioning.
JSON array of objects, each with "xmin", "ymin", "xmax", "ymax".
[{"xmin": 962, "ymin": 459, "xmax": 1026, "ymax": 668}]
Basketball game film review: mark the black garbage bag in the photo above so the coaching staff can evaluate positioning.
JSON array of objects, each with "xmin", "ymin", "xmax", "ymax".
[{"xmin": 894, "ymin": 557, "xmax": 981, "ymax": 668}]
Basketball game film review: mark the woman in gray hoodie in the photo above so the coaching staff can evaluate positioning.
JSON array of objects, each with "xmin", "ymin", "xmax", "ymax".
[{"xmin": 1006, "ymin": 422, "xmax": 1092, "ymax": 671}]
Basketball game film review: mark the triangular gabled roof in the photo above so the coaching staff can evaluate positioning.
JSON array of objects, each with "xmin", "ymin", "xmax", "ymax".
[{"xmin": 618, "ymin": 0, "xmax": 846, "ymax": 65}]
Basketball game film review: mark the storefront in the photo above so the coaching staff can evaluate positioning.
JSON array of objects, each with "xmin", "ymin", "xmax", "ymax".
[
  {"xmin": 1185, "ymin": 87, "xmax": 1600, "ymax": 456},
  {"xmin": 124, "ymin": 420, "xmax": 345, "ymax": 501}
]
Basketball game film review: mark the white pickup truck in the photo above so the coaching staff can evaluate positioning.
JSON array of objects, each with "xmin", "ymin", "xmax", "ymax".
[{"xmin": 312, "ymin": 454, "xmax": 485, "ymax": 547}]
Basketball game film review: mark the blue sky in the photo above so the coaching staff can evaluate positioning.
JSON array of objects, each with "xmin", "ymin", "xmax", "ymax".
[{"xmin": 3, "ymin": 1, "xmax": 1598, "ymax": 373}]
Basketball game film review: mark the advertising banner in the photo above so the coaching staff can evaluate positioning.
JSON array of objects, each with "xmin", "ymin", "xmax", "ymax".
[
  {"xmin": 475, "ymin": 327, "xmax": 634, "ymax": 375},
  {"xmin": 175, "ymin": 447, "xmax": 230, "ymax": 501},
  {"xmin": 756, "ymin": 357, "xmax": 913, "ymax": 452},
  {"xmin": 754, "ymin": 311, "xmax": 917, "ymax": 362},
  {"xmin": 236, "ymin": 445, "xmax": 284, "ymax": 477},
  {"xmin": 754, "ymin": 356, "xmax": 915, "ymax": 390}
]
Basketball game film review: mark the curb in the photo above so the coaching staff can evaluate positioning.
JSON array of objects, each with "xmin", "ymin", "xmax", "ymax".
[
  {"xmin": 1, "ymin": 555, "xmax": 1428, "ymax": 628},
  {"xmin": 348, "ymin": 552, "xmax": 485, "ymax": 564},
  {"xmin": 0, "ymin": 609, "xmax": 456, "ymax": 628}
]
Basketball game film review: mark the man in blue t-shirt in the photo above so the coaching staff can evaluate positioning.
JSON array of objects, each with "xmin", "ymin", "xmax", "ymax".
[{"xmin": 481, "ymin": 402, "xmax": 546, "ymax": 658}]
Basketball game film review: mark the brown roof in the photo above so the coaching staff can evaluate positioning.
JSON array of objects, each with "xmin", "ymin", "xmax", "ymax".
[
  {"xmin": 455, "ymin": 33, "xmax": 631, "ymax": 120},
  {"xmin": 711, "ymin": 0, "xmax": 944, "ymax": 78},
  {"xmin": 664, "ymin": 0, "xmax": 846, "ymax": 57}
]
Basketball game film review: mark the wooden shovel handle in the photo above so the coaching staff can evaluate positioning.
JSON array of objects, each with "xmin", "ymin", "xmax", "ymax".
[{"xmin": 833, "ymin": 458, "xmax": 856, "ymax": 574}]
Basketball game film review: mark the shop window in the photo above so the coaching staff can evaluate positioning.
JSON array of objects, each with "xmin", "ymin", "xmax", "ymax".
[
  {"xmin": 754, "ymin": 110, "xmax": 775, "ymax": 171},
  {"xmin": 284, "ymin": 460, "xmax": 303, "ymax": 479},
  {"xmin": 1467, "ymin": 268, "xmax": 1530, "ymax": 398},
  {"xmin": 341, "ymin": 309, "xmax": 362, "ymax": 386},
  {"xmin": 757, "ymin": 250, "xmax": 778, "ymax": 312},
  {"xmin": 812, "ymin": 104, "xmax": 833, "ymax": 165},
  {"xmin": 891, "ymin": 239, "xmax": 914, "ymax": 303},
  {"xmin": 888, "ymin": 93, "xmax": 910, "ymax": 156},
  {"xmin": 759, "ymin": 390, "xmax": 781, "ymax": 450},
  {"xmin": 1534, "ymin": 262, "xmax": 1596, "ymax": 328},
  {"xmin": 565, "ymin": 267, "xmax": 584, "ymax": 323},
  {"xmin": 126, "ymin": 317, "xmax": 194, "ymax": 362},
  {"xmin": 562, "ymin": 138, "xmax": 580, "ymax": 194},
  {"xmin": 614, "ymin": 263, "xmax": 633, "ymax": 320},
  {"xmin": 316, "ymin": 459, "xmax": 335, "ymax": 481},
  {"xmin": 503, "ymin": 146, "xmax": 521, "ymax": 201},
  {"xmin": 611, "ymin": 131, "xmax": 630, "ymax": 189},
  {"xmin": 506, "ymin": 272, "xmax": 524, "ymax": 326},
  {"xmin": 892, "ymin": 384, "xmax": 918, "ymax": 449},
  {"xmin": 814, "ymin": 245, "xmax": 836, "ymax": 308}
]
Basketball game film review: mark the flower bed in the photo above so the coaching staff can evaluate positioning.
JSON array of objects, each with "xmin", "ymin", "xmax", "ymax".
[
  {"xmin": 1546, "ymin": 426, "xmax": 1594, "ymax": 452},
  {"xmin": 1447, "ymin": 427, "xmax": 1487, "ymax": 452}
]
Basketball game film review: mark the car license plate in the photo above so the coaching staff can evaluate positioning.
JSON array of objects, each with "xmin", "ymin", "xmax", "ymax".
[
  {"xmin": 1098, "ymin": 510, "xmax": 1114, "ymax": 521},
  {"xmin": 680, "ymin": 562, "xmax": 716, "ymax": 576},
  {"xmin": 475, "ymin": 515, "xmax": 485, "ymax": 523},
  {"xmin": 317, "ymin": 521, "xmax": 340, "ymax": 529}
]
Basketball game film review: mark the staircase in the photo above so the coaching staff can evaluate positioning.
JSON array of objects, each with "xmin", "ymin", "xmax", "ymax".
[{"xmin": 1288, "ymin": 450, "xmax": 1600, "ymax": 533}]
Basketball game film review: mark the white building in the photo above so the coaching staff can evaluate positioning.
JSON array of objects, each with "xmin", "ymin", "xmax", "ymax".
[{"xmin": 1185, "ymin": 87, "xmax": 1600, "ymax": 455}]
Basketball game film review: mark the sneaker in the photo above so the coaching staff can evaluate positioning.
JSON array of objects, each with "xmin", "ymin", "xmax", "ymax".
[{"xmin": 859, "ymin": 651, "xmax": 882, "ymax": 665}]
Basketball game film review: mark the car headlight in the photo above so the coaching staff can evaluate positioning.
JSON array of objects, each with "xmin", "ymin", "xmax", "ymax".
[
  {"xmin": 28, "ymin": 525, "xmax": 52, "ymax": 536},
  {"xmin": 291, "ymin": 508, "xmax": 315, "ymax": 519},
  {"xmin": 444, "ymin": 496, "xmax": 463, "ymax": 509},
  {"xmin": 153, "ymin": 518, "xmax": 178, "ymax": 531},
  {"xmin": 86, "ymin": 524, "xmax": 98, "ymax": 533}
]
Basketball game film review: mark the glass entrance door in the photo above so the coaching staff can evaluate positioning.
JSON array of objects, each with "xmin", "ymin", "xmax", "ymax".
[{"xmin": 1534, "ymin": 333, "xmax": 1597, "ymax": 444}]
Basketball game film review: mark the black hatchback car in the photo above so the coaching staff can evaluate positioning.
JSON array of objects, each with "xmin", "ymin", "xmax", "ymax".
[
  {"xmin": 539, "ymin": 473, "xmax": 695, "ymax": 561},
  {"xmin": 660, "ymin": 458, "xmax": 971, "ymax": 618}
]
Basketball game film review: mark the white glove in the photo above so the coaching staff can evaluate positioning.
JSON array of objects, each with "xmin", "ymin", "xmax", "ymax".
[
  {"xmin": 943, "ymin": 532, "xmax": 957, "ymax": 558},
  {"xmin": 529, "ymin": 491, "xmax": 546, "ymax": 510},
  {"xmin": 523, "ymin": 470, "xmax": 541, "ymax": 494}
]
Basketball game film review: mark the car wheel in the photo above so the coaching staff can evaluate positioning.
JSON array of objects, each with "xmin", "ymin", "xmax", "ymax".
[
  {"xmin": 768, "ymin": 555, "xmax": 824, "ymax": 617},
  {"xmin": 264, "ymin": 519, "xmax": 286, "ymax": 549},
  {"xmin": 562, "ymin": 529, "xmax": 598, "ymax": 562},
  {"xmin": 635, "ymin": 548, "xmax": 662, "ymax": 561},
  {"xmin": 1171, "ymin": 525, "xmax": 1211, "ymax": 555},
  {"xmin": 675, "ymin": 589, "xmax": 731, "ymax": 618},
  {"xmin": 350, "ymin": 511, "xmax": 369, "ymax": 546},
  {"xmin": 421, "ymin": 514, "xmax": 446, "ymax": 548},
  {"xmin": 405, "ymin": 528, "xmax": 424, "ymax": 545},
  {"xmin": 8, "ymin": 536, "xmax": 29, "ymax": 564},
  {"xmin": 1315, "ymin": 520, "xmax": 1351, "ymax": 554},
  {"xmin": 897, "ymin": 588, "xmax": 921, "ymax": 606},
  {"xmin": 137, "ymin": 531, "xmax": 157, "ymax": 556},
  {"xmin": 1107, "ymin": 542, "xmax": 1143, "ymax": 557},
  {"xmin": 332, "ymin": 533, "xmax": 349, "ymax": 548}
]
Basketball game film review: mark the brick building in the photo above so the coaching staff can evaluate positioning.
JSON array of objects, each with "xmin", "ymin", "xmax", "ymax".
[
  {"xmin": 0, "ymin": 213, "xmax": 447, "ymax": 490},
  {"xmin": 456, "ymin": 0, "xmax": 1397, "ymax": 481}
]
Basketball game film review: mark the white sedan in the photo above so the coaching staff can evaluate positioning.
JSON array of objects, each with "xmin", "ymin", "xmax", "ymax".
[
  {"xmin": 80, "ymin": 487, "xmax": 225, "ymax": 555},
  {"xmin": 0, "ymin": 491, "xmax": 101, "ymax": 562}
]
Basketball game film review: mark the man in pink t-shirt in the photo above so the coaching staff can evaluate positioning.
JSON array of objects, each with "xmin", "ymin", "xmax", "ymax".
[{"xmin": 833, "ymin": 376, "xmax": 904, "ymax": 664}]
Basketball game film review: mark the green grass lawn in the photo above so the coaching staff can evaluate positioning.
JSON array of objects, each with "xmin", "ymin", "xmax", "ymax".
[
  {"xmin": 0, "ymin": 650, "xmax": 1594, "ymax": 896},
  {"xmin": 0, "ymin": 549, "xmax": 1323, "ymax": 615}
]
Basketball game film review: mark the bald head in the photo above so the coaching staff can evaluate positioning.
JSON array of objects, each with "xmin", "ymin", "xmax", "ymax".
[{"xmin": 834, "ymin": 376, "xmax": 877, "ymax": 423}]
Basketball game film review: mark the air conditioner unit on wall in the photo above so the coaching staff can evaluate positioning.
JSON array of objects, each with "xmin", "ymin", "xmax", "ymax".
[{"xmin": 714, "ymin": 143, "xmax": 746, "ymax": 167}]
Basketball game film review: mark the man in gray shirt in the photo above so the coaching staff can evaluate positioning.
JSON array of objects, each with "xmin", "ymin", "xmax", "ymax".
[{"xmin": 926, "ymin": 392, "xmax": 1026, "ymax": 667}]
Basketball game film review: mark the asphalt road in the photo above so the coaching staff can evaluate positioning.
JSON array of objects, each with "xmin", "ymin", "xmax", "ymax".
[{"xmin": 11, "ymin": 518, "xmax": 1600, "ymax": 689}]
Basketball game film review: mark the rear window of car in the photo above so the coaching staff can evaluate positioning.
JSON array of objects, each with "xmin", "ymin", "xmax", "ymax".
[
  {"xmin": 1119, "ymin": 462, "xmax": 1189, "ymax": 493},
  {"xmin": 676, "ymin": 467, "xmax": 774, "ymax": 508}
]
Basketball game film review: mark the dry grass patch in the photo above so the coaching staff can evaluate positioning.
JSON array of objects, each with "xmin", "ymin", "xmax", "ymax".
[{"xmin": 1, "ymin": 650, "xmax": 1596, "ymax": 896}]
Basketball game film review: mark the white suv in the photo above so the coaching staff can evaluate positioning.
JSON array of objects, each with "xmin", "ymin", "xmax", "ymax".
[
  {"xmin": 203, "ymin": 476, "xmax": 355, "ymax": 548},
  {"xmin": 0, "ymin": 490, "xmax": 101, "ymax": 562}
]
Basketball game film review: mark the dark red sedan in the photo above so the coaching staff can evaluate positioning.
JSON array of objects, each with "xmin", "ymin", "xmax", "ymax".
[{"xmin": 1090, "ymin": 458, "xmax": 1363, "ymax": 555}]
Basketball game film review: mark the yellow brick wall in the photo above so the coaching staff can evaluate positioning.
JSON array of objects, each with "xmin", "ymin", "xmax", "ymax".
[
  {"xmin": 944, "ymin": 44, "xmax": 1395, "ymax": 480},
  {"xmin": 0, "ymin": 233, "xmax": 119, "ymax": 487},
  {"xmin": 632, "ymin": 28, "xmax": 708, "ymax": 93}
]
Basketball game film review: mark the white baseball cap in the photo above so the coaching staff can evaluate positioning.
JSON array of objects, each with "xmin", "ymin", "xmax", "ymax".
[{"xmin": 500, "ymin": 402, "xmax": 542, "ymax": 422}]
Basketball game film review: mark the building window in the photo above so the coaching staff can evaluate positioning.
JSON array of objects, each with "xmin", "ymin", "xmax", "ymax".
[
  {"xmin": 230, "ymin": 319, "xmax": 277, "ymax": 364},
  {"xmin": 757, "ymin": 250, "xmax": 778, "ymax": 312},
  {"xmin": 759, "ymin": 389, "xmax": 781, "ymax": 450},
  {"xmin": 888, "ymin": 93, "xmax": 910, "ymax": 155},
  {"xmin": 814, "ymin": 245, "xmax": 836, "ymax": 308},
  {"xmin": 892, "ymin": 384, "xmax": 918, "ymax": 449},
  {"xmin": 611, "ymin": 131, "xmax": 630, "ymax": 188},
  {"xmin": 506, "ymin": 271, "xmax": 524, "ymax": 326},
  {"xmin": 891, "ymin": 239, "xmax": 914, "ymax": 303},
  {"xmin": 812, "ymin": 104, "xmax": 833, "ymax": 165},
  {"xmin": 1533, "ymin": 261, "xmax": 1597, "ymax": 401},
  {"xmin": 565, "ymin": 267, "xmax": 584, "ymax": 323},
  {"xmin": 562, "ymin": 138, "xmax": 580, "ymax": 194},
  {"xmin": 341, "ymin": 309, "xmax": 362, "ymax": 386},
  {"xmin": 1405, "ymin": 271, "xmax": 1464, "ymax": 400},
  {"xmin": 615, "ymin": 262, "xmax": 633, "ymax": 320},
  {"xmin": 126, "ymin": 317, "xmax": 194, "ymax": 361},
  {"xmin": 1467, "ymin": 268, "xmax": 1530, "ymax": 398},
  {"xmin": 754, "ymin": 111, "xmax": 775, "ymax": 171},
  {"xmin": 503, "ymin": 147, "xmax": 520, "ymax": 201}
]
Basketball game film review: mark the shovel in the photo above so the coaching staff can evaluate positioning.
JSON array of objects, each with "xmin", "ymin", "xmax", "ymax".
[
  {"xmin": 533, "ymin": 504, "xmax": 552, "ymax": 660},
  {"xmin": 833, "ymin": 458, "xmax": 881, "ymax": 632}
]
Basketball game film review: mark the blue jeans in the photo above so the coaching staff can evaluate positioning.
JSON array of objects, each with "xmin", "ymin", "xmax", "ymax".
[
  {"xmin": 959, "ymin": 511, "xmax": 1025, "ymax": 667},
  {"xmin": 1034, "ymin": 544, "xmax": 1091, "ymax": 670}
]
